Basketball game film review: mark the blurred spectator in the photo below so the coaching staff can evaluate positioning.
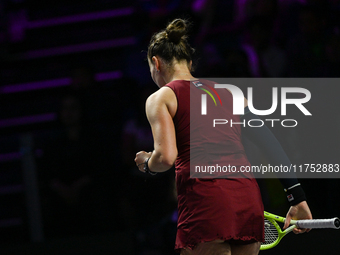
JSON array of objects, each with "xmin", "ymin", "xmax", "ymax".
[
  {"xmin": 286, "ymin": 5, "xmax": 329, "ymax": 77},
  {"xmin": 137, "ymin": 0, "xmax": 191, "ymax": 35},
  {"xmin": 69, "ymin": 65, "xmax": 104, "ymax": 126},
  {"xmin": 68, "ymin": 64, "xmax": 117, "ymax": 129},
  {"xmin": 195, "ymin": 42, "xmax": 227, "ymax": 77},
  {"xmin": 190, "ymin": 0, "xmax": 236, "ymax": 46},
  {"xmin": 39, "ymin": 92, "xmax": 121, "ymax": 238},
  {"xmin": 68, "ymin": 64, "xmax": 120, "ymax": 168},
  {"xmin": 223, "ymin": 48, "xmax": 252, "ymax": 77},
  {"xmin": 318, "ymin": 32, "xmax": 340, "ymax": 76},
  {"xmin": 233, "ymin": 0, "xmax": 278, "ymax": 31},
  {"xmin": 235, "ymin": 0, "xmax": 278, "ymax": 21},
  {"xmin": 242, "ymin": 15, "xmax": 287, "ymax": 77}
]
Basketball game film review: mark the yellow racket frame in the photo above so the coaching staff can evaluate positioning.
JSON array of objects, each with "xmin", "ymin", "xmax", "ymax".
[{"xmin": 260, "ymin": 211, "xmax": 296, "ymax": 250}]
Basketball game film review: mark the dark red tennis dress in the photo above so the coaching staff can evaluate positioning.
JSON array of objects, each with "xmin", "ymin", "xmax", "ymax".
[{"xmin": 165, "ymin": 80, "xmax": 264, "ymax": 252}]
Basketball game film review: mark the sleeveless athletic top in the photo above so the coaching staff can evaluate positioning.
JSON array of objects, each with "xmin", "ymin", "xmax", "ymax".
[{"xmin": 165, "ymin": 79, "xmax": 264, "ymax": 251}]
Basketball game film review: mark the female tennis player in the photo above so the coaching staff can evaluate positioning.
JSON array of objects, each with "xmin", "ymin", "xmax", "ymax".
[{"xmin": 135, "ymin": 18, "xmax": 312, "ymax": 255}]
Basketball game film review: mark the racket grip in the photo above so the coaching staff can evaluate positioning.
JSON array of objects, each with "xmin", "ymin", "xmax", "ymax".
[{"xmin": 296, "ymin": 218, "xmax": 340, "ymax": 229}]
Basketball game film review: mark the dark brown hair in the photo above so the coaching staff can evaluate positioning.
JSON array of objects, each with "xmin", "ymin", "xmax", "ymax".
[{"xmin": 147, "ymin": 18, "xmax": 195, "ymax": 68}]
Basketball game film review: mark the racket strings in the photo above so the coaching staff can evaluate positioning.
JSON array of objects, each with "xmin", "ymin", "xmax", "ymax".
[{"xmin": 262, "ymin": 219, "xmax": 279, "ymax": 245}]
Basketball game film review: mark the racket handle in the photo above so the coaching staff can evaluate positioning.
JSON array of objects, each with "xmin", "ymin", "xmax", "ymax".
[{"xmin": 295, "ymin": 217, "xmax": 340, "ymax": 229}]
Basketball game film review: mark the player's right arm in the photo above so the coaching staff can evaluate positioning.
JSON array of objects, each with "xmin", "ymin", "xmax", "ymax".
[
  {"xmin": 240, "ymin": 102, "xmax": 312, "ymax": 232},
  {"xmin": 144, "ymin": 87, "xmax": 178, "ymax": 172}
]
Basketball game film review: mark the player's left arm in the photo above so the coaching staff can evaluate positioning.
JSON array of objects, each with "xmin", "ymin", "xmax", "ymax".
[{"xmin": 135, "ymin": 87, "xmax": 177, "ymax": 173}]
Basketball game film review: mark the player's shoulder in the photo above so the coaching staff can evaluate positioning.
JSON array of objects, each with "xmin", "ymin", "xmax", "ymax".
[{"xmin": 147, "ymin": 86, "xmax": 175, "ymax": 105}]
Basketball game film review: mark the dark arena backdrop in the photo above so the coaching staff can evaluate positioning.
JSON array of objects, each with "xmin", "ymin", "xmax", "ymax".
[{"xmin": 0, "ymin": 0, "xmax": 339, "ymax": 254}]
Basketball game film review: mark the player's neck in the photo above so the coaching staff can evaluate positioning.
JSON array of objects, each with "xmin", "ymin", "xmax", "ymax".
[{"xmin": 167, "ymin": 63, "xmax": 195, "ymax": 83}]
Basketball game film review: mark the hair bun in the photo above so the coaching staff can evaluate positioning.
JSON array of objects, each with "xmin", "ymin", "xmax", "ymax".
[{"xmin": 166, "ymin": 18, "xmax": 187, "ymax": 44}]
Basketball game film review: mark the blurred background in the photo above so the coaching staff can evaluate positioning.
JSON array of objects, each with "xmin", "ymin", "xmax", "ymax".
[{"xmin": 0, "ymin": 0, "xmax": 339, "ymax": 254}]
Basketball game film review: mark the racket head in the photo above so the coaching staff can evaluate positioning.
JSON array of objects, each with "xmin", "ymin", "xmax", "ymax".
[{"xmin": 261, "ymin": 213, "xmax": 296, "ymax": 250}]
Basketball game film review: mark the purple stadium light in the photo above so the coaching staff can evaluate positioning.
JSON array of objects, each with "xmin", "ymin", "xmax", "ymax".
[
  {"xmin": 0, "ymin": 78, "xmax": 71, "ymax": 94},
  {"xmin": 0, "ymin": 218, "xmax": 23, "ymax": 228},
  {"xmin": 95, "ymin": 70, "xmax": 122, "ymax": 81},
  {"xmin": 20, "ymin": 37, "xmax": 136, "ymax": 60},
  {"xmin": 0, "ymin": 113, "xmax": 57, "ymax": 128},
  {"xmin": 26, "ymin": 7, "xmax": 134, "ymax": 29},
  {"xmin": 0, "ymin": 149, "xmax": 43, "ymax": 162},
  {"xmin": 0, "ymin": 185, "xmax": 23, "ymax": 194},
  {"xmin": 0, "ymin": 70, "xmax": 122, "ymax": 94},
  {"xmin": 0, "ymin": 152, "xmax": 22, "ymax": 162}
]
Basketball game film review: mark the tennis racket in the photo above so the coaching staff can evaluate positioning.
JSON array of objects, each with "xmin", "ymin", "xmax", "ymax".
[{"xmin": 261, "ymin": 211, "xmax": 340, "ymax": 250}]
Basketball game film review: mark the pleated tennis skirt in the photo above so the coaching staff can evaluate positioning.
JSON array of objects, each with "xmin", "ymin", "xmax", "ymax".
[{"xmin": 175, "ymin": 177, "xmax": 264, "ymax": 252}]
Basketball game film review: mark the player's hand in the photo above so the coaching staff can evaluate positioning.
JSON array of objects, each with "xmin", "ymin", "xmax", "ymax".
[
  {"xmin": 284, "ymin": 201, "xmax": 313, "ymax": 234},
  {"xmin": 134, "ymin": 151, "xmax": 152, "ymax": 172}
]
